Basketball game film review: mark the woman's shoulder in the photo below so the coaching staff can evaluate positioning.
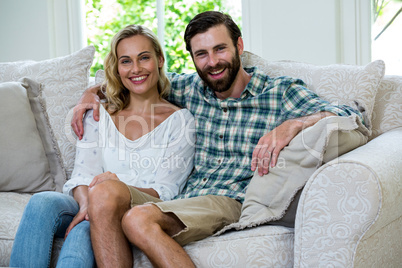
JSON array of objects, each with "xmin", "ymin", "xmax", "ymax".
[{"xmin": 161, "ymin": 102, "xmax": 193, "ymax": 121}]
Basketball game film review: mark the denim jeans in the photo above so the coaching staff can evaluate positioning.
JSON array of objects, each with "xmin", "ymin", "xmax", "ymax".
[{"xmin": 9, "ymin": 191, "xmax": 95, "ymax": 268}]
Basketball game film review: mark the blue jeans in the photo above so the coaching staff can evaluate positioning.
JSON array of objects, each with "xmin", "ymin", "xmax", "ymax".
[{"xmin": 10, "ymin": 191, "xmax": 95, "ymax": 268}]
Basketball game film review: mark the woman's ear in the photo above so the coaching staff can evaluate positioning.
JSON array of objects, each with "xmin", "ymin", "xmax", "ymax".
[{"xmin": 158, "ymin": 55, "xmax": 164, "ymax": 68}]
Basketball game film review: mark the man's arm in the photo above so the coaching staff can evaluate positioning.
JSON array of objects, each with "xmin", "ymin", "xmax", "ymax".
[
  {"xmin": 251, "ymin": 111, "xmax": 335, "ymax": 176},
  {"xmin": 71, "ymin": 84, "xmax": 103, "ymax": 140}
]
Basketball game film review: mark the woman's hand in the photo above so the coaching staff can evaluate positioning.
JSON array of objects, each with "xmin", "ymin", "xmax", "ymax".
[
  {"xmin": 64, "ymin": 207, "xmax": 89, "ymax": 240},
  {"xmin": 89, "ymin": 171, "xmax": 120, "ymax": 188},
  {"xmin": 65, "ymin": 185, "xmax": 90, "ymax": 239}
]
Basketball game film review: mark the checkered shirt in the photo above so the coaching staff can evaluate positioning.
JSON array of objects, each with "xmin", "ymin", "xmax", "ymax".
[{"xmin": 167, "ymin": 67, "xmax": 362, "ymax": 203}]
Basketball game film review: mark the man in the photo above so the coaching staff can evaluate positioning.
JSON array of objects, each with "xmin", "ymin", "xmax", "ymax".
[{"xmin": 72, "ymin": 11, "xmax": 363, "ymax": 267}]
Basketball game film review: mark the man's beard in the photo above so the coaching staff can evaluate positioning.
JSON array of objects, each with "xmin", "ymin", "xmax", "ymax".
[{"xmin": 196, "ymin": 50, "xmax": 241, "ymax": 93}]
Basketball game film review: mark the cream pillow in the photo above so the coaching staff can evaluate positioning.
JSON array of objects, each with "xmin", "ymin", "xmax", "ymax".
[
  {"xmin": 241, "ymin": 51, "xmax": 385, "ymax": 133},
  {"xmin": 0, "ymin": 79, "xmax": 65, "ymax": 192},
  {"xmin": 0, "ymin": 46, "xmax": 95, "ymax": 178}
]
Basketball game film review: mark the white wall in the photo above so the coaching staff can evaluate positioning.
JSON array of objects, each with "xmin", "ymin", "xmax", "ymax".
[
  {"xmin": 242, "ymin": 0, "xmax": 372, "ymax": 66},
  {"xmin": 0, "ymin": 0, "xmax": 371, "ymax": 66},
  {"xmin": 0, "ymin": 0, "xmax": 51, "ymax": 61},
  {"xmin": 0, "ymin": 0, "xmax": 86, "ymax": 62}
]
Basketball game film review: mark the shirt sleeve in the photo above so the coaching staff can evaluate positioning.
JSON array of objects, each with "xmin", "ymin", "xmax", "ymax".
[
  {"xmin": 149, "ymin": 110, "xmax": 196, "ymax": 201},
  {"xmin": 277, "ymin": 77, "xmax": 365, "ymax": 124},
  {"xmin": 166, "ymin": 72, "xmax": 197, "ymax": 109},
  {"xmin": 63, "ymin": 110, "xmax": 104, "ymax": 196}
]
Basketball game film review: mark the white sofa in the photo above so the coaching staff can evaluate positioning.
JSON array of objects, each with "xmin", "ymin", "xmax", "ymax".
[{"xmin": 0, "ymin": 47, "xmax": 401, "ymax": 267}]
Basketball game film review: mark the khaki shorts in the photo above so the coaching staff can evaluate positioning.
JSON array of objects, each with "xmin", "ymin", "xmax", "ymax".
[{"xmin": 126, "ymin": 185, "xmax": 242, "ymax": 246}]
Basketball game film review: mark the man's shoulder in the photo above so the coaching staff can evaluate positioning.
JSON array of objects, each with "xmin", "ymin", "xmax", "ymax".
[{"xmin": 167, "ymin": 72, "xmax": 199, "ymax": 83}]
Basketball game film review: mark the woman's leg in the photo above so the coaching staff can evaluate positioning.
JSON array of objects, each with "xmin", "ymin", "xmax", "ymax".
[
  {"xmin": 56, "ymin": 220, "xmax": 95, "ymax": 268},
  {"xmin": 10, "ymin": 191, "xmax": 79, "ymax": 268}
]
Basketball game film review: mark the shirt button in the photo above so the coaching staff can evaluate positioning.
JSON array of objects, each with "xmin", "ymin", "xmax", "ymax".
[
  {"xmin": 202, "ymin": 178, "xmax": 207, "ymax": 182},
  {"xmin": 219, "ymin": 135, "xmax": 223, "ymax": 139},
  {"xmin": 217, "ymin": 159, "xmax": 222, "ymax": 164},
  {"xmin": 223, "ymin": 108, "xmax": 227, "ymax": 113}
]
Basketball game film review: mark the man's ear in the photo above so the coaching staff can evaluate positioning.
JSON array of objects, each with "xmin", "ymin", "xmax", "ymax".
[{"xmin": 237, "ymin": 36, "xmax": 244, "ymax": 55}]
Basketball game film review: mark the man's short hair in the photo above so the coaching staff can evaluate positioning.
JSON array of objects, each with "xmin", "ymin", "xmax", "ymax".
[{"xmin": 184, "ymin": 11, "xmax": 242, "ymax": 55}]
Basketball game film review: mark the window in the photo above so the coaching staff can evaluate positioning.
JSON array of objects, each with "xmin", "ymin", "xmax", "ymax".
[
  {"xmin": 372, "ymin": 0, "xmax": 402, "ymax": 75},
  {"xmin": 85, "ymin": 0, "xmax": 242, "ymax": 76}
]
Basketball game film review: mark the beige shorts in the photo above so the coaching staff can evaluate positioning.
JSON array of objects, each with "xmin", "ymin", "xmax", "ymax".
[{"xmin": 126, "ymin": 185, "xmax": 242, "ymax": 246}]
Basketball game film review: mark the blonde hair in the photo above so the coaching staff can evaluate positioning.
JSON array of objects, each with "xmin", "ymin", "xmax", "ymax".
[{"xmin": 103, "ymin": 24, "xmax": 170, "ymax": 114}]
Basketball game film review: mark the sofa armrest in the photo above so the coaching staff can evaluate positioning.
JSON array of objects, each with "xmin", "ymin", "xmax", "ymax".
[{"xmin": 294, "ymin": 127, "xmax": 402, "ymax": 268}]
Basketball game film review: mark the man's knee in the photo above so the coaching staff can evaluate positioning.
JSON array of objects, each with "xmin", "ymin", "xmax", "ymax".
[{"xmin": 122, "ymin": 204, "xmax": 161, "ymax": 237}]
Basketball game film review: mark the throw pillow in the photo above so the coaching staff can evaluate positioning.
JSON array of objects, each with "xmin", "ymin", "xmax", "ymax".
[
  {"xmin": 216, "ymin": 114, "xmax": 368, "ymax": 234},
  {"xmin": 0, "ymin": 79, "xmax": 65, "ymax": 192},
  {"xmin": 241, "ymin": 51, "xmax": 385, "ymax": 134},
  {"xmin": 0, "ymin": 46, "xmax": 95, "ymax": 178}
]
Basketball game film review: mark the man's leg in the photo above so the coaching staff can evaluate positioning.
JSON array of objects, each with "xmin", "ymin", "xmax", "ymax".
[
  {"xmin": 122, "ymin": 204, "xmax": 195, "ymax": 268},
  {"xmin": 88, "ymin": 180, "xmax": 132, "ymax": 268},
  {"xmin": 121, "ymin": 195, "xmax": 242, "ymax": 268}
]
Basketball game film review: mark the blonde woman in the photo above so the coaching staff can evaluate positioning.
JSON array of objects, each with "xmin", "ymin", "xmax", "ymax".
[{"xmin": 10, "ymin": 25, "xmax": 195, "ymax": 268}]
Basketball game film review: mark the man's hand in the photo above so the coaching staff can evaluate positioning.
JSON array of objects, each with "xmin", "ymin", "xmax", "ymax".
[
  {"xmin": 251, "ymin": 119, "xmax": 302, "ymax": 176},
  {"xmin": 251, "ymin": 111, "xmax": 336, "ymax": 176},
  {"xmin": 71, "ymin": 84, "xmax": 102, "ymax": 140},
  {"xmin": 89, "ymin": 171, "xmax": 120, "ymax": 188}
]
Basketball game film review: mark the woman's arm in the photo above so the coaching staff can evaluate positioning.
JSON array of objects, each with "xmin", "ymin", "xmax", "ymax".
[
  {"xmin": 63, "ymin": 109, "xmax": 104, "ymax": 196},
  {"xmin": 64, "ymin": 185, "xmax": 90, "ymax": 239}
]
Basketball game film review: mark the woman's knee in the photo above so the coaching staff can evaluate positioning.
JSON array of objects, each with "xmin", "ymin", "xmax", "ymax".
[
  {"xmin": 87, "ymin": 180, "xmax": 130, "ymax": 216},
  {"xmin": 27, "ymin": 192, "xmax": 76, "ymax": 216}
]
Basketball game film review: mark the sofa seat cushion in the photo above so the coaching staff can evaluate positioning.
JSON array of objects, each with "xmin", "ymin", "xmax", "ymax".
[
  {"xmin": 0, "ymin": 193, "xmax": 32, "ymax": 266},
  {"xmin": 132, "ymin": 225, "xmax": 294, "ymax": 267},
  {"xmin": 51, "ymin": 225, "xmax": 294, "ymax": 268}
]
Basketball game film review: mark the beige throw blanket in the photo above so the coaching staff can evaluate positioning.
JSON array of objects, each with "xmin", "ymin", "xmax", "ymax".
[{"xmin": 216, "ymin": 114, "xmax": 369, "ymax": 235}]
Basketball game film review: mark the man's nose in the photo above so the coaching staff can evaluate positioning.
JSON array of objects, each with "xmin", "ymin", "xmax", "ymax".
[{"xmin": 208, "ymin": 54, "xmax": 219, "ymax": 67}]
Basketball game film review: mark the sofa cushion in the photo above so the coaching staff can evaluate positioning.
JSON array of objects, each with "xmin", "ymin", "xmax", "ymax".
[
  {"xmin": 131, "ymin": 225, "xmax": 294, "ymax": 267},
  {"xmin": 241, "ymin": 51, "xmax": 385, "ymax": 134},
  {"xmin": 0, "ymin": 46, "xmax": 95, "ymax": 179},
  {"xmin": 0, "ymin": 192, "xmax": 32, "ymax": 267},
  {"xmin": 0, "ymin": 79, "xmax": 64, "ymax": 192}
]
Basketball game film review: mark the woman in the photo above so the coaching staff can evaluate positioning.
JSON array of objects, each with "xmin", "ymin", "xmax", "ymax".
[{"xmin": 10, "ymin": 25, "xmax": 195, "ymax": 268}]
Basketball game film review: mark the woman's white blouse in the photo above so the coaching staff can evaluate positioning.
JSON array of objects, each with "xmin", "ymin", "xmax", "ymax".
[{"xmin": 63, "ymin": 105, "xmax": 195, "ymax": 201}]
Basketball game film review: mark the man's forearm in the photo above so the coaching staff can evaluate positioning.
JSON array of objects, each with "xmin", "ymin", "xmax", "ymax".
[
  {"xmin": 291, "ymin": 111, "xmax": 336, "ymax": 132},
  {"xmin": 87, "ymin": 84, "xmax": 106, "ymax": 99}
]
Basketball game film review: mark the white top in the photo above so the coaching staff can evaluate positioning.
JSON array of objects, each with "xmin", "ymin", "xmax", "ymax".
[{"xmin": 63, "ymin": 105, "xmax": 195, "ymax": 201}]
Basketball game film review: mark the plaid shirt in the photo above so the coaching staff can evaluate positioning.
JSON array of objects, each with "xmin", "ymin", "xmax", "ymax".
[{"xmin": 167, "ymin": 67, "xmax": 362, "ymax": 203}]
